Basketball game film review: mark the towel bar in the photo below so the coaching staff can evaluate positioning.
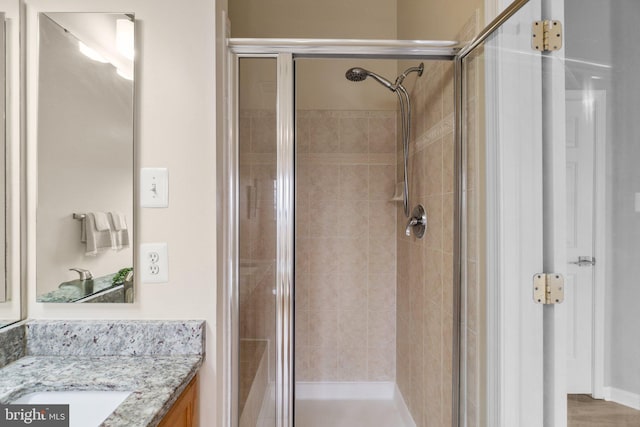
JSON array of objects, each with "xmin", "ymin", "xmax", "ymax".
[{"xmin": 72, "ymin": 213, "xmax": 86, "ymax": 220}]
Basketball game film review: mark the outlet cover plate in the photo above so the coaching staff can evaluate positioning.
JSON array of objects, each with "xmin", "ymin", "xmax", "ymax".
[
  {"xmin": 141, "ymin": 168, "xmax": 168, "ymax": 208},
  {"xmin": 140, "ymin": 243, "xmax": 168, "ymax": 283}
]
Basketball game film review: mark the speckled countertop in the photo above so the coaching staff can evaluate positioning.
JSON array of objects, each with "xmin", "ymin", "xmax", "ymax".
[{"xmin": 0, "ymin": 320, "xmax": 205, "ymax": 427}]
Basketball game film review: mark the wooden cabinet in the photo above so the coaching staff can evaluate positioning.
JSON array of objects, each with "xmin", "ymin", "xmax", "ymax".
[{"xmin": 159, "ymin": 375, "xmax": 199, "ymax": 427}]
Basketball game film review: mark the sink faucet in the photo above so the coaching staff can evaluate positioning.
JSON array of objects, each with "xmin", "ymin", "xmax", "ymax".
[{"xmin": 69, "ymin": 268, "xmax": 93, "ymax": 280}]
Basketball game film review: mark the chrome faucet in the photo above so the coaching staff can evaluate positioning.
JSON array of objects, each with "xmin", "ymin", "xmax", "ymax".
[
  {"xmin": 69, "ymin": 268, "xmax": 93, "ymax": 280},
  {"xmin": 405, "ymin": 205, "xmax": 427, "ymax": 239}
]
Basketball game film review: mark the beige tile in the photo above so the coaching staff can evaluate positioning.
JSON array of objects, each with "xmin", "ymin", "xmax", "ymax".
[
  {"xmin": 368, "ymin": 310, "xmax": 395, "ymax": 349},
  {"xmin": 410, "ymin": 149, "xmax": 426, "ymax": 201},
  {"xmin": 424, "ymin": 64, "xmax": 444, "ymax": 134},
  {"xmin": 424, "ymin": 195, "xmax": 443, "ymax": 250},
  {"xmin": 251, "ymin": 116, "xmax": 277, "ymax": 153},
  {"xmin": 369, "ymin": 237, "xmax": 396, "ymax": 276},
  {"xmin": 308, "ymin": 237, "xmax": 340, "ymax": 276},
  {"xmin": 340, "ymin": 117, "xmax": 369, "ymax": 153},
  {"xmin": 443, "ymin": 63, "xmax": 455, "ymax": 116},
  {"xmin": 338, "ymin": 236, "xmax": 369, "ymax": 276},
  {"xmin": 308, "ymin": 310, "xmax": 338, "ymax": 349},
  {"xmin": 295, "ymin": 344, "xmax": 311, "ymax": 381},
  {"xmin": 369, "ymin": 116, "xmax": 396, "ymax": 154},
  {"xmin": 340, "ymin": 165, "xmax": 369, "ymax": 201},
  {"xmin": 337, "ymin": 346, "xmax": 369, "ymax": 380},
  {"xmin": 239, "ymin": 116, "xmax": 251, "ymax": 153},
  {"xmin": 425, "ymin": 248, "xmax": 443, "ymax": 305},
  {"xmin": 307, "ymin": 163, "xmax": 340, "ymax": 201},
  {"xmin": 467, "ymin": 189, "xmax": 478, "ymax": 262},
  {"xmin": 368, "ymin": 273, "xmax": 396, "ymax": 312},
  {"xmin": 309, "ymin": 199, "xmax": 340, "ymax": 238},
  {"xmin": 466, "ymin": 329, "xmax": 479, "ymax": 407},
  {"xmin": 369, "ymin": 164, "xmax": 396, "ymax": 201},
  {"xmin": 368, "ymin": 348, "xmax": 395, "ymax": 381},
  {"xmin": 338, "ymin": 308, "xmax": 367, "ymax": 349},
  {"xmin": 443, "ymin": 192, "xmax": 455, "ymax": 254},
  {"xmin": 309, "ymin": 116, "xmax": 340, "ymax": 153},
  {"xmin": 369, "ymin": 201, "xmax": 396, "ymax": 242},
  {"xmin": 338, "ymin": 200, "xmax": 369, "ymax": 238},
  {"xmin": 442, "ymin": 131, "xmax": 455, "ymax": 194},
  {"xmin": 424, "ymin": 300, "xmax": 442, "ymax": 361},
  {"xmin": 307, "ymin": 345, "xmax": 338, "ymax": 381},
  {"xmin": 338, "ymin": 275, "xmax": 368, "ymax": 311},
  {"xmin": 308, "ymin": 273, "xmax": 339, "ymax": 312},
  {"xmin": 424, "ymin": 352, "xmax": 443, "ymax": 427},
  {"xmin": 425, "ymin": 139, "xmax": 443, "ymax": 196},
  {"xmin": 295, "ymin": 193, "xmax": 310, "ymax": 238},
  {"xmin": 295, "ymin": 237, "xmax": 311, "ymax": 275},
  {"xmin": 295, "ymin": 307, "xmax": 310, "ymax": 347},
  {"xmin": 294, "ymin": 273, "xmax": 310, "ymax": 312},
  {"xmin": 296, "ymin": 116, "xmax": 310, "ymax": 154},
  {"xmin": 442, "ymin": 253, "xmax": 454, "ymax": 316}
]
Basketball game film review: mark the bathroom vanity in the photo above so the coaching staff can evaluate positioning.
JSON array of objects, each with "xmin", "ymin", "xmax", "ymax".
[{"xmin": 0, "ymin": 320, "xmax": 204, "ymax": 427}]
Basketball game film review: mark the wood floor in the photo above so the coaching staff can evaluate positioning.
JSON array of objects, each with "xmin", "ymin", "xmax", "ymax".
[{"xmin": 568, "ymin": 394, "xmax": 640, "ymax": 426}]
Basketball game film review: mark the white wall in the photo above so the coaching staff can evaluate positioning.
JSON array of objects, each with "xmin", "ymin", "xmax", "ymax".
[
  {"xmin": 25, "ymin": 0, "xmax": 218, "ymax": 425},
  {"xmin": 36, "ymin": 14, "xmax": 133, "ymax": 296}
]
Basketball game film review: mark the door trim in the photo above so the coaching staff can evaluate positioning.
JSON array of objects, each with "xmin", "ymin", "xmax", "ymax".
[{"xmin": 566, "ymin": 89, "xmax": 607, "ymax": 399}]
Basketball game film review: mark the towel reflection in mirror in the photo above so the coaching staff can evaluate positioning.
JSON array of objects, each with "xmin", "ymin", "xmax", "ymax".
[{"xmin": 80, "ymin": 212, "xmax": 130, "ymax": 256}]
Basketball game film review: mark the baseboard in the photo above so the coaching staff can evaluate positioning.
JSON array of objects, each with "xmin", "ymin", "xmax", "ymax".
[
  {"xmin": 394, "ymin": 384, "xmax": 416, "ymax": 427},
  {"xmin": 603, "ymin": 386, "xmax": 640, "ymax": 410},
  {"xmin": 295, "ymin": 381, "xmax": 395, "ymax": 400}
]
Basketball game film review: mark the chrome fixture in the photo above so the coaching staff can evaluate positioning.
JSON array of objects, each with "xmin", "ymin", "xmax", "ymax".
[
  {"xmin": 405, "ymin": 204, "xmax": 427, "ymax": 238},
  {"xmin": 345, "ymin": 63, "xmax": 424, "ymax": 218},
  {"xmin": 568, "ymin": 256, "xmax": 596, "ymax": 267},
  {"xmin": 69, "ymin": 268, "xmax": 93, "ymax": 280}
]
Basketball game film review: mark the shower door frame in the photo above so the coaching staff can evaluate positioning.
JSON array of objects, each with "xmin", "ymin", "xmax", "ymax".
[{"xmin": 222, "ymin": 40, "xmax": 460, "ymax": 427}]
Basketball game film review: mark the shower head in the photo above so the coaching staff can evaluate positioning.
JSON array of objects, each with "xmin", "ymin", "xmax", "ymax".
[{"xmin": 345, "ymin": 67, "xmax": 395, "ymax": 91}]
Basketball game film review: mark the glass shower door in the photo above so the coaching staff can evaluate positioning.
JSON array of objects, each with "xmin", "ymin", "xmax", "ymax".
[{"xmin": 237, "ymin": 57, "xmax": 278, "ymax": 427}]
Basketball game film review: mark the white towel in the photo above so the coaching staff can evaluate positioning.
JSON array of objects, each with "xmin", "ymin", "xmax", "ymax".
[
  {"xmin": 92, "ymin": 212, "xmax": 111, "ymax": 231},
  {"xmin": 83, "ymin": 213, "xmax": 113, "ymax": 256},
  {"xmin": 109, "ymin": 212, "xmax": 127, "ymax": 231},
  {"xmin": 109, "ymin": 212, "xmax": 130, "ymax": 251}
]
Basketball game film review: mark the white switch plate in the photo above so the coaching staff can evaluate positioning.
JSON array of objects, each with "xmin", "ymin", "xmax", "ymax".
[
  {"xmin": 141, "ymin": 168, "xmax": 168, "ymax": 208},
  {"xmin": 140, "ymin": 243, "xmax": 168, "ymax": 283}
]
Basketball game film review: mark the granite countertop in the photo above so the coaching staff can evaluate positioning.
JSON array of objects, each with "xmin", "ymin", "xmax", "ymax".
[
  {"xmin": 0, "ymin": 320, "xmax": 205, "ymax": 427},
  {"xmin": 36, "ymin": 274, "xmax": 123, "ymax": 303},
  {"xmin": 0, "ymin": 355, "xmax": 202, "ymax": 427}
]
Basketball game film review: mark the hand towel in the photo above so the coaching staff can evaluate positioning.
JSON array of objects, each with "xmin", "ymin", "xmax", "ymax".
[
  {"xmin": 109, "ymin": 212, "xmax": 130, "ymax": 251},
  {"xmin": 109, "ymin": 212, "xmax": 127, "ymax": 231},
  {"xmin": 83, "ymin": 213, "xmax": 113, "ymax": 256},
  {"xmin": 92, "ymin": 212, "xmax": 111, "ymax": 231}
]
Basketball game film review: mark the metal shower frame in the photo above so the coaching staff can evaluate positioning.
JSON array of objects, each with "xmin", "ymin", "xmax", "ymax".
[{"xmin": 221, "ymin": 38, "xmax": 462, "ymax": 427}]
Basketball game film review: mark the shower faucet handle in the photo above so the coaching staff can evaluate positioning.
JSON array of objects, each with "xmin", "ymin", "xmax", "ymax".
[{"xmin": 405, "ymin": 205, "xmax": 427, "ymax": 239}]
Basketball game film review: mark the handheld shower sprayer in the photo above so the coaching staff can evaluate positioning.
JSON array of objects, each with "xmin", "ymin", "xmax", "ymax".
[{"xmin": 345, "ymin": 63, "xmax": 425, "ymax": 222}]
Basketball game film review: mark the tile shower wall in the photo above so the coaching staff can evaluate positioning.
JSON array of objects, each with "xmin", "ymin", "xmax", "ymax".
[
  {"xmin": 395, "ymin": 14, "xmax": 480, "ymax": 427},
  {"xmin": 295, "ymin": 110, "xmax": 398, "ymax": 382}
]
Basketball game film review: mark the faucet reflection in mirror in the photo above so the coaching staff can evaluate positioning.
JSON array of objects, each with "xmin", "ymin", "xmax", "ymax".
[{"xmin": 36, "ymin": 13, "xmax": 135, "ymax": 304}]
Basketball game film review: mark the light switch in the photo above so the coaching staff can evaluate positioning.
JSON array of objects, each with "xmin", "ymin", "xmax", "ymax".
[{"xmin": 141, "ymin": 168, "xmax": 168, "ymax": 208}]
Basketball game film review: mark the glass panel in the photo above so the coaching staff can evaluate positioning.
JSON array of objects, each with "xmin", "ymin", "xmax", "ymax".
[
  {"xmin": 294, "ymin": 56, "xmax": 456, "ymax": 427},
  {"xmin": 460, "ymin": 1, "xmax": 544, "ymax": 425},
  {"xmin": 36, "ymin": 13, "xmax": 135, "ymax": 303},
  {"xmin": 563, "ymin": 1, "xmax": 640, "ymax": 424},
  {"xmin": 238, "ymin": 57, "xmax": 277, "ymax": 427}
]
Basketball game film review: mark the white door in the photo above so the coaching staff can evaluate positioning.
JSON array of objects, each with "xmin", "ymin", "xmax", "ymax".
[{"xmin": 565, "ymin": 92, "xmax": 595, "ymax": 393}]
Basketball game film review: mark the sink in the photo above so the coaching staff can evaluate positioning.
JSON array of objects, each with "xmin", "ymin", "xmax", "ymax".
[{"xmin": 12, "ymin": 390, "xmax": 132, "ymax": 427}]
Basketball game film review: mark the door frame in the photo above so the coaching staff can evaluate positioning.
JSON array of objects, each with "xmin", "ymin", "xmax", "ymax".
[
  {"xmin": 565, "ymin": 89, "xmax": 607, "ymax": 399},
  {"xmin": 220, "ymin": 39, "xmax": 460, "ymax": 427}
]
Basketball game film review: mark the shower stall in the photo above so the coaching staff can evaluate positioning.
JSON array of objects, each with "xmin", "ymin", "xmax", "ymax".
[{"xmin": 223, "ymin": 36, "xmax": 465, "ymax": 427}]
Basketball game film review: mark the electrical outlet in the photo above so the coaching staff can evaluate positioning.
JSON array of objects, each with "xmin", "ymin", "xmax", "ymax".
[
  {"xmin": 140, "ymin": 243, "xmax": 168, "ymax": 283},
  {"xmin": 141, "ymin": 168, "xmax": 169, "ymax": 208}
]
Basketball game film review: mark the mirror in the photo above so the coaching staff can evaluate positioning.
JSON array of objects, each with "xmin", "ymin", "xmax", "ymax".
[
  {"xmin": 0, "ymin": 1, "xmax": 21, "ymax": 326},
  {"xmin": 35, "ymin": 12, "xmax": 134, "ymax": 303}
]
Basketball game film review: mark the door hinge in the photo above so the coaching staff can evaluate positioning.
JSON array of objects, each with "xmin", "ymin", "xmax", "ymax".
[
  {"xmin": 533, "ymin": 273, "xmax": 564, "ymax": 305},
  {"xmin": 532, "ymin": 20, "xmax": 562, "ymax": 52}
]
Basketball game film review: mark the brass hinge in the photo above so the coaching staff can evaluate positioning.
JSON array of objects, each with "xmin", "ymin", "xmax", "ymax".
[
  {"xmin": 532, "ymin": 20, "xmax": 562, "ymax": 52},
  {"xmin": 533, "ymin": 273, "xmax": 564, "ymax": 304}
]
